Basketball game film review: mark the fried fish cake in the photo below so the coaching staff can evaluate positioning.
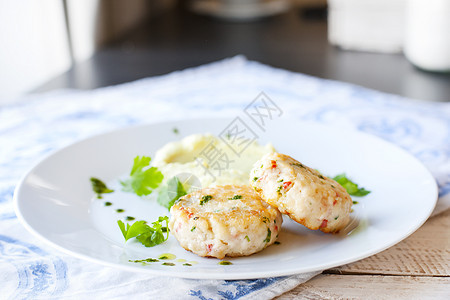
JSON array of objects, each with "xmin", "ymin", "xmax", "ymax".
[
  {"xmin": 169, "ymin": 185, "xmax": 282, "ymax": 259},
  {"xmin": 250, "ymin": 152, "xmax": 352, "ymax": 233}
]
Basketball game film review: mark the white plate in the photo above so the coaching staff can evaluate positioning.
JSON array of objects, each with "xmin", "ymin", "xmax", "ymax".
[{"xmin": 14, "ymin": 118, "xmax": 438, "ymax": 279}]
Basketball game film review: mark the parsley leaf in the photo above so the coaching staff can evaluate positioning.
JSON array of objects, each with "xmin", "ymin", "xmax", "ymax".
[
  {"xmin": 332, "ymin": 174, "xmax": 371, "ymax": 197},
  {"xmin": 118, "ymin": 220, "xmax": 148, "ymax": 241},
  {"xmin": 90, "ymin": 177, "xmax": 114, "ymax": 199},
  {"xmin": 117, "ymin": 216, "xmax": 169, "ymax": 247},
  {"xmin": 157, "ymin": 176, "xmax": 187, "ymax": 210},
  {"xmin": 121, "ymin": 156, "xmax": 163, "ymax": 196}
]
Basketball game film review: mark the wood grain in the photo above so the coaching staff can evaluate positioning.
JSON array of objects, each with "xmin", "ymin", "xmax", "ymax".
[
  {"xmin": 277, "ymin": 274, "xmax": 450, "ymax": 300},
  {"xmin": 327, "ymin": 209, "xmax": 450, "ymax": 276},
  {"xmin": 279, "ymin": 210, "xmax": 450, "ymax": 299}
]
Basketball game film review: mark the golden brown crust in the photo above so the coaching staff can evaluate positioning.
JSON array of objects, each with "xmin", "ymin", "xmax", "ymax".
[
  {"xmin": 250, "ymin": 152, "xmax": 352, "ymax": 233},
  {"xmin": 169, "ymin": 185, "xmax": 282, "ymax": 258}
]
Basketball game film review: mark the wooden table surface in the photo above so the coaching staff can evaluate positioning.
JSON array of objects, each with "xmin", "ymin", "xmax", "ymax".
[{"xmin": 278, "ymin": 209, "xmax": 450, "ymax": 299}]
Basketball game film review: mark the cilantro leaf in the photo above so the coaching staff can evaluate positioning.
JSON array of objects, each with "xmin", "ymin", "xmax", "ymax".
[
  {"xmin": 136, "ymin": 216, "xmax": 170, "ymax": 247},
  {"xmin": 90, "ymin": 177, "xmax": 114, "ymax": 199},
  {"xmin": 332, "ymin": 174, "xmax": 371, "ymax": 197},
  {"xmin": 157, "ymin": 176, "xmax": 187, "ymax": 210},
  {"xmin": 117, "ymin": 216, "xmax": 169, "ymax": 247},
  {"xmin": 117, "ymin": 219, "xmax": 128, "ymax": 237},
  {"xmin": 121, "ymin": 156, "xmax": 164, "ymax": 196},
  {"xmin": 117, "ymin": 220, "xmax": 148, "ymax": 241}
]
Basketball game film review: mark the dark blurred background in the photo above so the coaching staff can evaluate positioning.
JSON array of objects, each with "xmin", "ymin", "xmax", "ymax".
[{"xmin": 1, "ymin": 0, "xmax": 449, "ymax": 103}]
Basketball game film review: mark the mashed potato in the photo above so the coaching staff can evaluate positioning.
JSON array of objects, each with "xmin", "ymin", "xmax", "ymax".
[{"xmin": 153, "ymin": 134, "xmax": 275, "ymax": 190}]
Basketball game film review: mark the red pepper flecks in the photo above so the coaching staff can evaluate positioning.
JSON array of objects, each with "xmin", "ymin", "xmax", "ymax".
[
  {"xmin": 282, "ymin": 181, "xmax": 292, "ymax": 190},
  {"xmin": 207, "ymin": 244, "xmax": 213, "ymax": 252},
  {"xmin": 320, "ymin": 219, "xmax": 328, "ymax": 228},
  {"xmin": 333, "ymin": 199, "xmax": 337, "ymax": 206},
  {"xmin": 271, "ymin": 160, "xmax": 277, "ymax": 169}
]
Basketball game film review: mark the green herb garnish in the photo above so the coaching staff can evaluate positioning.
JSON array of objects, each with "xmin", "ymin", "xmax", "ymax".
[
  {"xmin": 253, "ymin": 177, "xmax": 259, "ymax": 182},
  {"xmin": 104, "ymin": 202, "xmax": 113, "ymax": 206},
  {"xmin": 118, "ymin": 220, "xmax": 147, "ymax": 241},
  {"xmin": 173, "ymin": 128, "xmax": 179, "ymax": 134},
  {"xmin": 117, "ymin": 216, "xmax": 169, "ymax": 247},
  {"xmin": 219, "ymin": 261, "xmax": 233, "ymax": 265},
  {"xmin": 264, "ymin": 228, "xmax": 272, "ymax": 243},
  {"xmin": 333, "ymin": 174, "xmax": 371, "ymax": 197},
  {"xmin": 162, "ymin": 262, "xmax": 175, "ymax": 266},
  {"xmin": 200, "ymin": 195, "xmax": 212, "ymax": 205},
  {"xmin": 274, "ymin": 241, "xmax": 281, "ymax": 245},
  {"xmin": 229, "ymin": 195, "xmax": 242, "ymax": 200},
  {"xmin": 90, "ymin": 177, "xmax": 114, "ymax": 199},
  {"xmin": 121, "ymin": 156, "xmax": 164, "ymax": 196},
  {"xmin": 125, "ymin": 216, "xmax": 135, "ymax": 221},
  {"xmin": 157, "ymin": 176, "xmax": 187, "ymax": 210},
  {"xmin": 116, "ymin": 209, "xmax": 125, "ymax": 213},
  {"xmin": 191, "ymin": 226, "xmax": 196, "ymax": 232},
  {"xmin": 245, "ymin": 235, "xmax": 250, "ymax": 242},
  {"xmin": 183, "ymin": 263, "xmax": 192, "ymax": 266}
]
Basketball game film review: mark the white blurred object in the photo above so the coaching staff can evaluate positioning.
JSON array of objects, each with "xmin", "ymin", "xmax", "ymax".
[
  {"xmin": 0, "ymin": 0, "xmax": 71, "ymax": 104},
  {"xmin": 328, "ymin": 0, "xmax": 406, "ymax": 53},
  {"xmin": 189, "ymin": 0, "xmax": 290, "ymax": 20},
  {"xmin": 66, "ymin": 0, "xmax": 166, "ymax": 63},
  {"xmin": 404, "ymin": 0, "xmax": 450, "ymax": 72}
]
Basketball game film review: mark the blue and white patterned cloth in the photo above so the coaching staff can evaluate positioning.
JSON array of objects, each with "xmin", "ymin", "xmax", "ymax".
[{"xmin": 1, "ymin": 56, "xmax": 449, "ymax": 299}]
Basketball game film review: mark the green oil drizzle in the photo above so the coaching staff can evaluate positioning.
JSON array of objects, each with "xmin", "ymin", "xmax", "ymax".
[
  {"xmin": 158, "ymin": 253, "xmax": 176, "ymax": 260},
  {"xmin": 129, "ymin": 258, "xmax": 159, "ymax": 263}
]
